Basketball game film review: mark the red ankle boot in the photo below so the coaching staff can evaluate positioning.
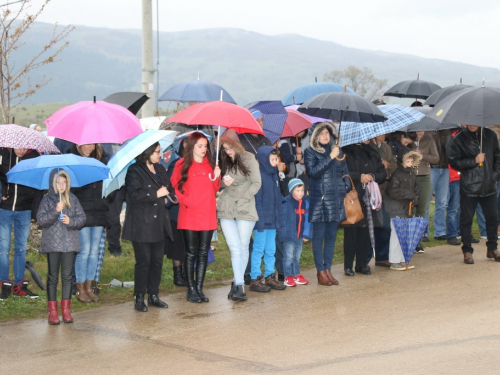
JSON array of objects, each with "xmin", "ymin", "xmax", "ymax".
[
  {"xmin": 60, "ymin": 299, "xmax": 74, "ymax": 323},
  {"xmin": 48, "ymin": 301, "xmax": 60, "ymax": 325}
]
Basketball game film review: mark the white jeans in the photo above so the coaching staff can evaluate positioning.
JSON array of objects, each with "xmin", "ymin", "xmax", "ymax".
[
  {"xmin": 389, "ymin": 220, "xmax": 405, "ymax": 264},
  {"xmin": 220, "ymin": 219, "xmax": 256, "ymax": 286}
]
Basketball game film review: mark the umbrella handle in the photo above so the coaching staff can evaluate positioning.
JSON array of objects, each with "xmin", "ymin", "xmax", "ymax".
[
  {"xmin": 167, "ymin": 194, "xmax": 179, "ymax": 204},
  {"xmin": 208, "ymin": 174, "xmax": 217, "ymax": 181}
]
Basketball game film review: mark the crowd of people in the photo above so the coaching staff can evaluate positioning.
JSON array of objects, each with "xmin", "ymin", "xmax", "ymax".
[{"xmin": 1, "ymin": 105, "xmax": 500, "ymax": 325}]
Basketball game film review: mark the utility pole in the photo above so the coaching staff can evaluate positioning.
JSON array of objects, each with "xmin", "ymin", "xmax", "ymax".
[{"xmin": 141, "ymin": 0, "xmax": 154, "ymax": 118}]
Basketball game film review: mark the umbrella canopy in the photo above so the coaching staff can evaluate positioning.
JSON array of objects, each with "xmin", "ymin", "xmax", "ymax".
[
  {"xmin": 166, "ymin": 101, "xmax": 264, "ymax": 135},
  {"xmin": 103, "ymin": 92, "xmax": 149, "ymax": 115},
  {"xmin": 45, "ymin": 99, "xmax": 143, "ymax": 145},
  {"xmin": 244, "ymin": 101, "xmax": 288, "ymax": 144},
  {"xmin": 427, "ymin": 86, "xmax": 500, "ymax": 127},
  {"xmin": 7, "ymin": 154, "xmax": 110, "ymax": 190},
  {"xmin": 392, "ymin": 216, "xmax": 428, "ymax": 269},
  {"xmin": 298, "ymin": 92, "xmax": 387, "ymax": 123},
  {"xmin": 384, "ymin": 75, "xmax": 441, "ymax": 99},
  {"xmin": 159, "ymin": 80, "xmax": 236, "ymax": 104},
  {"xmin": 102, "ymin": 130, "xmax": 178, "ymax": 197},
  {"xmin": 285, "ymin": 104, "xmax": 333, "ymax": 124},
  {"xmin": 281, "ymin": 109, "xmax": 313, "ymax": 138},
  {"xmin": 159, "ymin": 130, "xmax": 212, "ymax": 170},
  {"xmin": 340, "ymin": 104, "xmax": 425, "ymax": 147},
  {"xmin": 0, "ymin": 124, "xmax": 60, "ymax": 154},
  {"xmin": 397, "ymin": 107, "xmax": 459, "ymax": 132},
  {"xmin": 282, "ymin": 82, "xmax": 357, "ymax": 106},
  {"xmin": 423, "ymin": 84, "xmax": 472, "ymax": 106}
]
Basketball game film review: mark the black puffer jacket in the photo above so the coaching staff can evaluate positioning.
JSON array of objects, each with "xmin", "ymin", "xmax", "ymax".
[
  {"xmin": 385, "ymin": 148, "xmax": 422, "ymax": 218},
  {"xmin": 304, "ymin": 122, "xmax": 350, "ymax": 223},
  {"xmin": 36, "ymin": 169, "xmax": 87, "ymax": 254},
  {"xmin": 447, "ymin": 127, "xmax": 500, "ymax": 197},
  {"xmin": 342, "ymin": 143, "xmax": 387, "ymax": 227},
  {"xmin": 0, "ymin": 148, "xmax": 43, "ymax": 218},
  {"xmin": 67, "ymin": 145, "xmax": 110, "ymax": 227}
]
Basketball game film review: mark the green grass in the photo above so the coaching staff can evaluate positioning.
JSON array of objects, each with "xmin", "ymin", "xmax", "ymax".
[
  {"xmin": 9, "ymin": 103, "xmax": 70, "ymax": 127},
  {"xmin": 0, "ymin": 203, "xmax": 481, "ymax": 323}
]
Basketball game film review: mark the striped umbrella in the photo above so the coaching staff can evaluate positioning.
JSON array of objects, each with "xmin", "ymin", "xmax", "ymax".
[{"xmin": 244, "ymin": 101, "xmax": 288, "ymax": 144}]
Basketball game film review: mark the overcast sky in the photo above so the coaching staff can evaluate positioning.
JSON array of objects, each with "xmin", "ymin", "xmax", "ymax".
[{"xmin": 11, "ymin": 0, "xmax": 500, "ymax": 69}]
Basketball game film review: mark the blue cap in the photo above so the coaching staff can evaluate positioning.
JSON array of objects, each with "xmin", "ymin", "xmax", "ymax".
[
  {"xmin": 251, "ymin": 110, "xmax": 263, "ymax": 120},
  {"xmin": 288, "ymin": 178, "xmax": 304, "ymax": 193}
]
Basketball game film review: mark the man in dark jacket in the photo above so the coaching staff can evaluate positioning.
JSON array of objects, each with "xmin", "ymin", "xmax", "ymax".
[{"xmin": 447, "ymin": 126, "xmax": 500, "ymax": 263}]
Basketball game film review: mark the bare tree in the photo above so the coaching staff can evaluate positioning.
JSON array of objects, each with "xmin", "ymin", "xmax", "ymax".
[
  {"xmin": 323, "ymin": 66, "xmax": 388, "ymax": 100},
  {"xmin": 0, "ymin": 0, "xmax": 74, "ymax": 124}
]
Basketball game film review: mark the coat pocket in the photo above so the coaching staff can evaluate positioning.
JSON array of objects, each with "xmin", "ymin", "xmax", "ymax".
[{"xmin": 235, "ymin": 198, "xmax": 251, "ymax": 215}]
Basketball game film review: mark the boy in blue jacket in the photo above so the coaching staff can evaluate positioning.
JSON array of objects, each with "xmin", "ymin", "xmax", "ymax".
[
  {"xmin": 279, "ymin": 178, "xmax": 311, "ymax": 287},
  {"xmin": 250, "ymin": 146, "xmax": 286, "ymax": 292}
]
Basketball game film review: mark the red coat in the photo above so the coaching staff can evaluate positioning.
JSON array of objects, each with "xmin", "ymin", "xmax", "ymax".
[{"xmin": 171, "ymin": 157, "xmax": 221, "ymax": 231}]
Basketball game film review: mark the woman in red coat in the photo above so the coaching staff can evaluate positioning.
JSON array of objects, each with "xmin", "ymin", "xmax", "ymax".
[{"xmin": 171, "ymin": 132, "xmax": 221, "ymax": 303}]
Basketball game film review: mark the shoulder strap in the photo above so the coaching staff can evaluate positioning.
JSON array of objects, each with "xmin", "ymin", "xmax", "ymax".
[{"xmin": 341, "ymin": 174, "xmax": 356, "ymax": 191}]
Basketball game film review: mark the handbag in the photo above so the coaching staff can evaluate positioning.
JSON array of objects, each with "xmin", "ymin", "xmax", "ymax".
[{"xmin": 341, "ymin": 175, "xmax": 364, "ymax": 225}]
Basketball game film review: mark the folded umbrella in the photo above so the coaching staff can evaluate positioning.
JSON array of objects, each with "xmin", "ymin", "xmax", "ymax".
[
  {"xmin": 392, "ymin": 216, "xmax": 428, "ymax": 270},
  {"xmin": 159, "ymin": 80, "xmax": 236, "ymax": 104},
  {"xmin": 25, "ymin": 261, "xmax": 45, "ymax": 291},
  {"xmin": 103, "ymin": 92, "xmax": 149, "ymax": 115},
  {"xmin": 0, "ymin": 124, "xmax": 60, "ymax": 154},
  {"xmin": 244, "ymin": 101, "xmax": 288, "ymax": 144},
  {"xmin": 282, "ymin": 82, "xmax": 357, "ymax": 106}
]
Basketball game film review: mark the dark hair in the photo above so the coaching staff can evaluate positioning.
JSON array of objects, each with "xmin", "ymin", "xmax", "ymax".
[
  {"xmin": 219, "ymin": 148, "xmax": 250, "ymax": 177},
  {"xmin": 270, "ymin": 149, "xmax": 279, "ymax": 156},
  {"xmin": 395, "ymin": 131, "xmax": 417, "ymax": 142},
  {"xmin": 136, "ymin": 142, "xmax": 160, "ymax": 164},
  {"xmin": 177, "ymin": 132, "xmax": 215, "ymax": 193}
]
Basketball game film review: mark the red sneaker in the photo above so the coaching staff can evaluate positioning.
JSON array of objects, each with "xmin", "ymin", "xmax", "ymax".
[
  {"xmin": 294, "ymin": 274, "xmax": 309, "ymax": 285},
  {"xmin": 284, "ymin": 276, "xmax": 296, "ymax": 287}
]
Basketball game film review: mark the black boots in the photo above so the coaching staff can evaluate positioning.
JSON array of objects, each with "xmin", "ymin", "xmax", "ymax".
[
  {"xmin": 227, "ymin": 282, "xmax": 234, "ymax": 299},
  {"xmin": 148, "ymin": 294, "xmax": 168, "ymax": 308},
  {"xmin": 134, "ymin": 294, "xmax": 148, "ymax": 312},
  {"xmin": 231, "ymin": 285, "xmax": 247, "ymax": 302},
  {"xmin": 173, "ymin": 265, "xmax": 187, "ymax": 287},
  {"xmin": 195, "ymin": 252, "xmax": 209, "ymax": 302},
  {"xmin": 185, "ymin": 252, "xmax": 202, "ymax": 303}
]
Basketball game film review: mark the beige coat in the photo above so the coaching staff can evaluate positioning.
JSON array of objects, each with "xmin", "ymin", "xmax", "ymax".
[{"xmin": 412, "ymin": 132, "xmax": 439, "ymax": 175}]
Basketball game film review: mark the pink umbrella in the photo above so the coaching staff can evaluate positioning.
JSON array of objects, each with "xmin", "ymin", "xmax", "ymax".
[
  {"xmin": 0, "ymin": 124, "xmax": 60, "ymax": 154},
  {"xmin": 45, "ymin": 98, "xmax": 143, "ymax": 144},
  {"xmin": 281, "ymin": 109, "xmax": 312, "ymax": 138},
  {"xmin": 285, "ymin": 104, "xmax": 333, "ymax": 124}
]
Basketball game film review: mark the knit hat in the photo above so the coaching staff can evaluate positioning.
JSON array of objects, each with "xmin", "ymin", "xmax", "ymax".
[{"xmin": 288, "ymin": 178, "xmax": 304, "ymax": 193}]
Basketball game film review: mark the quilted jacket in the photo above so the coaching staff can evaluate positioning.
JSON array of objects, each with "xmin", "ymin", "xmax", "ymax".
[
  {"xmin": 304, "ymin": 122, "xmax": 350, "ymax": 223},
  {"xmin": 36, "ymin": 170, "xmax": 87, "ymax": 254}
]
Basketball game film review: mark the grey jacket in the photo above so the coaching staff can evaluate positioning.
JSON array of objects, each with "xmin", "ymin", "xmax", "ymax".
[
  {"xmin": 37, "ymin": 192, "xmax": 87, "ymax": 254},
  {"xmin": 217, "ymin": 151, "xmax": 261, "ymax": 221}
]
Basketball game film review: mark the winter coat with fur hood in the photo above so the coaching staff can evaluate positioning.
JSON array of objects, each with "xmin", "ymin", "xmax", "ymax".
[
  {"xmin": 304, "ymin": 122, "xmax": 350, "ymax": 223},
  {"xmin": 36, "ymin": 169, "xmax": 87, "ymax": 254}
]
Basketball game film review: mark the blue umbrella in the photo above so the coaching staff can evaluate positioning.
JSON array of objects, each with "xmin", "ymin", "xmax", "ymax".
[
  {"xmin": 392, "ymin": 216, "xmax": 428, "ymax": 270},
  {"xmin": 282, "ymin": 82, "xmax": 357, "ymax": 106},
  {"xmin": 102, "ymin": 130, "xmax": 177, "ymax": 197},
  {"xmin": 159, "ymin": 130, "xmax": 212, "ymax": 170},
  {"xmin": 6, "ymin": 154, "xmax": 110, "ymax": 189},
  {"xmin": 159, "ymin": 80, "xmax": 237, "ymax": 104},
  {"xmin": 244, "ymin": 101, "xmax": 288, "ymax": 144},
  {"xmin": 340, "ymin": 104, "xmax": 425, "ymax": 147}
]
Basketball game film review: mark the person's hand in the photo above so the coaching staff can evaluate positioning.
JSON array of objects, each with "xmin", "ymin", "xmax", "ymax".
[
  {"xmin": 360, "ymin": 174, "xmax": 373, "ymax": 184},
  {"xmin": 278, "ymin": 162, "xmax": 286, "ymax": 172},
  {"xmin": 381, "ymin": 159, "xmax": 390, "ymax": 169},
  {"xmin": 60, "ymin": 214, "xmax": 70, "ymax": 225},
  {"xmin": 330, "ymin": 146, "xmax": 340, "ymax": 159},
  {"xmin": 476, "ymin": 153, "xmax": 485, "ymax": 164},
  {"xmin": 213, "ymin": 165, "xmax": 221, "ymax": 178},
  {"xmin": 157, "ymin": 186, "xmax": 168, "ymax": 198},
  {"xmin": 223, "ymin": 176, "xmax": 235, "ymax": 186},
  {"xmin": 1, "ymin": 196, "xmax": 8, "ymax": 201},
  {"xmin": 416, "ymin": 148, "xmax": 421, "ymax": 154},
  {"xmin": 56, "ymin": 202, "xmax": 64, "ymax": 213}
]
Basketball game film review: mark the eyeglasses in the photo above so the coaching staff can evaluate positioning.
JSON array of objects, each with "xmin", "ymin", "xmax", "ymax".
[{"xmin": 223, "ymin": 147, "xmax": 233, "ymax": 152}]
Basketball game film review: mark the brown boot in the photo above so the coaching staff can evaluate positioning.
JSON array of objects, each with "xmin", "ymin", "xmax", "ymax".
[
  {"xmin": 325, "ymin": 269, "xmax": 340, "ymax": 285},
  {"xmin": 75, "ymin": 282, "xmax": 91, "ymax": 303},
  {"xmin": 249, "ymin": 276, "xmax": 271, "ymax": 292},
  {"xmin": 487, "ymin": 249, "xmax": 500, "ymax": 262},
  {"xmin": 317, "ymin": 270, "xmax": 333, "ymax": 286},
  {"xmin": 463, "ymin": 252, "xmax": 474, "ymax": 264},
  {"xmin": 85, "ymin": 280, "xmax": 99, "ymax": 302},
  {"xmin": 265, "ymin": 274, "xmax": 286, "ymax": 290}
]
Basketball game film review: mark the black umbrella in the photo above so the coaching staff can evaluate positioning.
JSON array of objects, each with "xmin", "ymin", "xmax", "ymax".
[
  {"xmin": 424, "ymin": 83, "xmax": 472, "ymax": 106},
  {"xmin": 384, "ymin": 74, "xmax": 441, "ymax": 100},
  {"xmin": 25, "ymin": 261, "xmax": 45, "ymax": 291},
  {"xmin": 103, "ymin": 92, "xmax": 149, "ymax": 115},
  {"xmin": 398, "ymin": 107, "xmax": 460, "ymax": 132}
]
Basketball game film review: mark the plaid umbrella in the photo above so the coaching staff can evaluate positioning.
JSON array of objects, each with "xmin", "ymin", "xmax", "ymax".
[
  {"xmin": 245, "ymin": 101, "xmax": 288, "ymax": 144},
  {"xmin": 340, "ymin": 104, "xmax": 425, "ymax": 147},
  {"xmin": 0, "ymin": 124, "xmax": 60, "ymax": 154},
  {"xmin": 392, "ymin": 216, "xmax": 428, "ymax": 270},
  {"xmin": 94, "ymin": 230, "xmax": 107, "ymax": 283}
]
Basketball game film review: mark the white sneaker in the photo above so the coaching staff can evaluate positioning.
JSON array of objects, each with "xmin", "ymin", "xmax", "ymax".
[{"xmin": 390, "ymin": 263, "xmax": 405, "ymax": 271}]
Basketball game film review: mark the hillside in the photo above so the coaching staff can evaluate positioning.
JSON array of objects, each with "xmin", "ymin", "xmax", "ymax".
[{"xmin": 12, "ymin": 22, "xmax": 500, "ymax": 109}]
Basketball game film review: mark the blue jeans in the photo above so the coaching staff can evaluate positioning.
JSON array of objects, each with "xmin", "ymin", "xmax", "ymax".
[
  {"xmin": 312, "ymin": 221, "xmax": 339, "ymax": 271},
  {"xmin": 251, "ymin": 229, "xmax": 276, "ymax": 279},
  {"xmin": 476, "ymin": 204, "xmax": 487, "ymax": 237},
  {"xmin": 220, "ymin": 219, "xmax": 255, "ymax": 286},
  {"xmin": 282, "ymin": 238, "xmax": 303, "ymax": 277},
  {"xmin": 446, "ymin": 181, "xmax": 460, "ymax": 238},
  {"xmin": 75, "ymin": 226, "xmax": 104, "ymax": 283},
  {"xmin": 426, "ymin": 168, "xmax": 449, "ymax": 237},
  {"xmin": 0, "ymin": 209, "xmax": 31, "ymax": 284}
]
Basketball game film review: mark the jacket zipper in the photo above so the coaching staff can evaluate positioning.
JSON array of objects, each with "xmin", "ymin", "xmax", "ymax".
[{"xmin": 297, "ymin": 199, "xmax": 302, "ymax": 238}]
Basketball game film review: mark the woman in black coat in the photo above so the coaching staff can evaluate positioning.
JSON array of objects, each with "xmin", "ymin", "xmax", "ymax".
[
  {"xmin": 122, "ymin": 142, "xmax": 174, "ymax": 312},
  {"xmin": 342, "ymin": 140, "xmax": 386, "ymax": 276}
]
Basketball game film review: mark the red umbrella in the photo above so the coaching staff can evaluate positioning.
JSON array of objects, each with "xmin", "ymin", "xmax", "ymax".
[{"xmin": 281, "ymin": 109, "xmax": 312, "ymax": 138}]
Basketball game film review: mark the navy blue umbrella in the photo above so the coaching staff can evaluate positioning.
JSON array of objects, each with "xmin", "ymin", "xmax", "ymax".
[
  {"xmin": 392, "ymin": 216, "xmax": 428, "ymax": 270},
  {"xmin": 282, "ymin": 82, "xmax": 357, "ymax": 106},
  {"xmin": 159, "ymin": 80, "xmax": 236, "ymax": 104},
  {"xmin": 244, "ymin": 101, "xmax": 288, "ymax": 144}
]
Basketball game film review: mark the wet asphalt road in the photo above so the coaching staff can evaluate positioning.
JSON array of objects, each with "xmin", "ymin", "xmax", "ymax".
[{"xmin": 2, "ymin": 242, "xmax": 500, "ymax": 374}]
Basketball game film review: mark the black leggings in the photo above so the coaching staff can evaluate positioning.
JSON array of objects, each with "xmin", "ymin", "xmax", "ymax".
[{"xmin": 47, "ymin": 252, "xmax": 76, "ymax": 301}]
